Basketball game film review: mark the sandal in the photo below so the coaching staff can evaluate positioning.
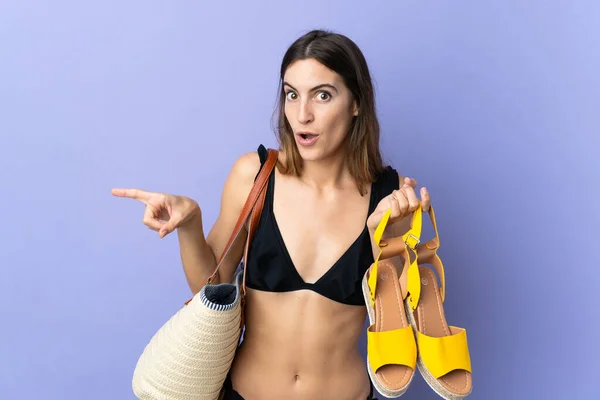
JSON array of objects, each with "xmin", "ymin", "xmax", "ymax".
[
  {"xmin": 404, "ymin": 205, "xmax": 473, "ymax": 399},
  {"xmin": 362, "ymin": 207, "xmax": 422, "ymax": 398}
]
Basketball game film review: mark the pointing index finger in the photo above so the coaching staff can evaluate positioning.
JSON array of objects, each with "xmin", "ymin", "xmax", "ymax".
[{"xmin": 111, "ymin": 188, "xmax": 151, "ymax": 202}]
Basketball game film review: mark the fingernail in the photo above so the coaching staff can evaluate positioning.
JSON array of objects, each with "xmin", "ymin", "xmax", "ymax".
[{"xmin": 403, "ymin": 184, "xmax": 409, "ymax": 188}]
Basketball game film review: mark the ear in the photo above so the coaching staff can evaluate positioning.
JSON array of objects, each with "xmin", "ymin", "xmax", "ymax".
[{"xmin": 352, "ymin": 100, "xmax": 359, "ymax": 116}]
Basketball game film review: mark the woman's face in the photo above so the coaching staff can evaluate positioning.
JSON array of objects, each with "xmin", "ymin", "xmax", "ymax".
[{"xmin": 283, "ymin": 58, "xmax": 358, "ymax": 162}]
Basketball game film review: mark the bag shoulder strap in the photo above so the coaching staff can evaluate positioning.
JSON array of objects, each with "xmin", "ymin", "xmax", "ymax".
[{"xmin": 206, "ymin": 148, "xmax": 278, "ymax": 285}]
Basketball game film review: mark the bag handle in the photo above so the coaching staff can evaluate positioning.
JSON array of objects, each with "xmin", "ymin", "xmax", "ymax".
[{"xmin": 206, "ymin": 148, "xmax": 278, "ymax": 286}]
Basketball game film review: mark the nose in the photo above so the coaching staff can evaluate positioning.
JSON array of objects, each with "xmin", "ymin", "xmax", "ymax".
[{"xmin": 297, "ymin": 99, "xmax": 313, "ymax": 124}]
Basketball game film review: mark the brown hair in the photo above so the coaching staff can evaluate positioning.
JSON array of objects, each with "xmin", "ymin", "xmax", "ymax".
[{"xmin": 272, "ymin": 29, "xmax": 386, "ymax": 195}]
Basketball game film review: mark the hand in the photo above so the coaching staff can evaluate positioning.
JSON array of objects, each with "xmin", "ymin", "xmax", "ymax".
[
  {"xmin": 111, "ymin": 188, "xmax": 201, "ymax": 238},
  {"xmin": 366, "ymin": 176, "xmax": 431, "ymax": 233}
]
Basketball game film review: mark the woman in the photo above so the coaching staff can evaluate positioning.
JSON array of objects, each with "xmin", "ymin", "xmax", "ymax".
[{"xmin": 113, "ymin": 29, "xmax": 430, "ymax": 400}]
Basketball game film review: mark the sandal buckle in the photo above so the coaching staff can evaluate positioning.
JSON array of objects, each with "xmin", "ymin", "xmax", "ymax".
[{"xmin": 404, "ymin": 234, "xmax": 420, "ymax": 250}]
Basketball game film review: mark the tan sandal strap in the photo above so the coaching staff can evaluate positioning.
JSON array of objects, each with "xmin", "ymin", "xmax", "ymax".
[{"xmin": 416, "ymin": 206, "xmax": 446, "ymax": 301}]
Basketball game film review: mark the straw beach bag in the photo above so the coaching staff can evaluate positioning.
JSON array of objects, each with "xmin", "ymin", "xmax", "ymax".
[{"xmin": 131, "ymin": 148, "xmax": 279, "ymax": 400}]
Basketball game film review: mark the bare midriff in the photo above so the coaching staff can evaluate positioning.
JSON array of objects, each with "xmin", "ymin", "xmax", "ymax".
[{"xmin": 229, "ymin": 288, "xmax": 371, "ymax": 400}]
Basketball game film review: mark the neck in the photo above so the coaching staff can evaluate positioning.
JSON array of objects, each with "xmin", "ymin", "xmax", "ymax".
[{"xmin": 298, "ymin": 148, "xmax": 351, "ymax": 190}]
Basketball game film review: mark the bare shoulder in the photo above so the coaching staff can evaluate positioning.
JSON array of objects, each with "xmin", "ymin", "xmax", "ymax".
[
  {"xmin": 225, "ymin": 151, "xmax": 262, "ymax": 205},
  {"xmin": 231, "ymin": 151, "xmax": 262, "ymax": 181}
]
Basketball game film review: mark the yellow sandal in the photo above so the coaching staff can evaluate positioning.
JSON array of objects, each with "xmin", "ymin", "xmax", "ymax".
[
  {"xmin": 404, "ymin": 206, "xmax": 473, "ymax": 399},
  {"xmin": 362, "ymin": 207, "xmax": 422, "ymax": 398}
]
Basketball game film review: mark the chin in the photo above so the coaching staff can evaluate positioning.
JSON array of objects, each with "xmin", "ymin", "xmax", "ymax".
[{"xmin": 295, "ymin": 143, "xmax": 323, "ymax": 161}]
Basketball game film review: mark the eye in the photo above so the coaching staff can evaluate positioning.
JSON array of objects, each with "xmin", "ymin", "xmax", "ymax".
[
  {"xmin": 285, "ymin": 91, "xmax": 298, "ymax": 101},
  {"xmin": 316, "ymin": 91, "xmax": 331, "ymax": 102}
]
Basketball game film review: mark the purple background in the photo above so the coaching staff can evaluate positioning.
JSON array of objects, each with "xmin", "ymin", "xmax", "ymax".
[{"xmin": 1, "ymin": 1, "xmax": 598, "ymax": 399}]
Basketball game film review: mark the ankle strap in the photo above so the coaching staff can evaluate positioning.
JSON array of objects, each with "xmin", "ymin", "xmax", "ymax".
[{"xmin": 416, "ymin": 206, "xmax": 446, "ymax": 302}]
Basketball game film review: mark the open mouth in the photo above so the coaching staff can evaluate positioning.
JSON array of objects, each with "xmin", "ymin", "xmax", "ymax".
[{"xmin": 296, "ymin": 132, "xmax": 319, "ymax": 146}]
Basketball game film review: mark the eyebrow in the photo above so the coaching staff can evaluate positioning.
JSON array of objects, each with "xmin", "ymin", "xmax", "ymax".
[{"xmin": 283, "ymin": 81, "xmax": 338, "ymax": 93}]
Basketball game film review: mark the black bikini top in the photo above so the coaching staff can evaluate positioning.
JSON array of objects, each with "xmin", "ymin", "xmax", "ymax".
[{"xmin": 245, "ymin": 145, "xmax": 399, "ymax": 306}]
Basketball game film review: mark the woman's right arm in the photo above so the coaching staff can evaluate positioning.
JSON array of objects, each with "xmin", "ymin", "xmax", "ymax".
[{"xmin": 176, "ymin": 151, "xmax": 262, "ymax": 295}]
